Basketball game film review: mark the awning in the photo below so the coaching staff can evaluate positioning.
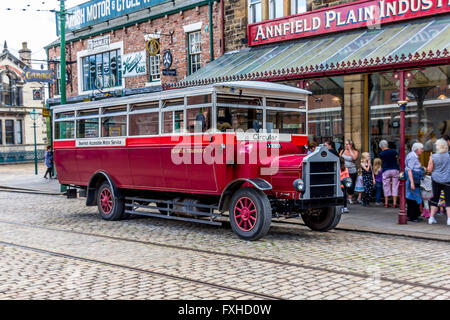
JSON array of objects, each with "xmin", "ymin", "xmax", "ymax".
[{"xmin": 175, "ymin": 14, "xmax": 450, "ymax": 87}]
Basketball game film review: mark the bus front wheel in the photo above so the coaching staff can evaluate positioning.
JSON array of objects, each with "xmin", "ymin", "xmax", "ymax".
[
  {"xmin": 229, "ymin": 187, "xmax": 272, "ymax": 241},
  {"xmin": 301, "ymin": 207, "xmax": 341, "ymax": 232},
  {"xmin": 97, "ymin": 182, "xmax": 125, "ymax": 221}
]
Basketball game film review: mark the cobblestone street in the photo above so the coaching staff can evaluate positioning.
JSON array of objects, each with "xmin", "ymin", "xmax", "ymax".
[{"xmin": 0, "ymin": 191, "xmax": 449, "ymax": 300}]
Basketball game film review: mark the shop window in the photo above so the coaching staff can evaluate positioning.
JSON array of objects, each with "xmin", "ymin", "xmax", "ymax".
[
  {"xmin": 269, "ymin": 0, "xmax": 284, "ymax": 19},
  {"xmin": 249, "ymin": 0, "xmax": 262, "ymax": 24},
  {"xmin": 369, "ymin": 67, "xmax": 450, "ymax": 164},
  {"xmin": 188, "ymin": 31, "xmax": 202, "ymax": 75},
  {"xmin": 187, "ymin": 107, "xmax": 212, "ymax": 133},
  {"xmin": 129, "ymin": 112, "xmax": 159, "ymax": 136},
  {"xmin": 291, "ymin": 0, "xmax": 306, "ymax": 15},
  {"xmin": 15, "ymin": 120, "xmax": 22, "ymax": 145},
  {"xmin": 55, "ymin": 121, "xmax": 75, "ymax": 139},
  {"xmin": 81, "ymin": 49, "xmax": 122, "ymax": 91},
  {"xmin": 77, "ymin": 118, "xmax": 99, "ymax": 138},
  {"xmin": 5, "ymin": 120, "xmax": 14, "ymax": 144}
]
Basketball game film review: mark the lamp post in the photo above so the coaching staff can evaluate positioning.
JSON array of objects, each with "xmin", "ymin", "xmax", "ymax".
[
  {"xmin": 398, "ymin": 99, "xmax": 408, "ymax": 224},
  {"xmin": 29, "ymin": 108, "xmax": 39, "ymax": 175}
]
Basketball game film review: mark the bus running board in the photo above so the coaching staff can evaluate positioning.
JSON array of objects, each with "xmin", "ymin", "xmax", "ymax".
[{"xmin": 124, "ymin": 197, "xmax": 222, "ymax": 226}]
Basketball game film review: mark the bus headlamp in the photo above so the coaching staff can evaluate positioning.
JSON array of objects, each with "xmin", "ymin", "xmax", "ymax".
[{"xmin": 293, "ymin": 179, "xmax": 305, "ymax": 193}]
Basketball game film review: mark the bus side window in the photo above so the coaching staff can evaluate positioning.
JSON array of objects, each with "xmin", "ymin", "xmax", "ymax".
[
  {"xmin": 77, "ymin": 118, "xmax": 99, "ymax": 138},
  {"xmin": 55, "ymin": 121, "xmax": 75, "ymax": 139},
  {"xmin": 102, "ymin": 115, "xmax": 127, "ymax": 137},
  {"xmin": 129, "ymin": 112, "xmax": 159, "ymax": 136}
]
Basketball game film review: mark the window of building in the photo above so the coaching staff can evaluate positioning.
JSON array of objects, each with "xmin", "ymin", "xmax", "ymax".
[
  {"xmin": 269, "ymin": 0, "xmax": 284, "ymax": 19},
  {"xmin": 5, "ymin": 120, "xmax": 14, "ymax": 144},
  {"xmin": 54, "ymin": 62, "xmax": 61, "ymax": 96},
  {"xmin": 249, "ymin": 0, "xmax": 262, "ymax": 24},
  {"xmin": 15, "ymin": 120, "xmax": 22, "ymax": 144},
  {"xmin": 81, "ymin": 49, "xmax": 122, "ymax": 91},
  {"xmin": 291, "ymin": 0, "xmax": 306, "ymax": 15},
  {"xmin": 188, "ymin": 31, "xmax": 202, "ymax": 75},
  {"xmin": 148, "ymin": 39, "xmax": 161, "ymax": 82},
  {"xmin": 1, "ymin": 74, "xmax": 12, "ymax": 106},
  {"xmin": 55, "ymin": 121, "xmax": 75, "ymax": 139}
]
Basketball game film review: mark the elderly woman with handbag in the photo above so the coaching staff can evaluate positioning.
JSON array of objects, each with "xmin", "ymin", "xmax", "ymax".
[
  {"xmin": 427, "ymin": 139, "xmax": 450, "ymax": 225},
  {"xmin": 405, "ymin": 142, "xmax": 425, "ymax": 222}
]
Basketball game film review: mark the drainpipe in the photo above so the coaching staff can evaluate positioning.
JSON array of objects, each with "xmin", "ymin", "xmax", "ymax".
[
  {"xmin": 209, "ymin": 0, "xmax": 214, "ymax": 61},
  {"xmin": 221, "ymin": 0, "xmax": 225, "ymax": 55}
]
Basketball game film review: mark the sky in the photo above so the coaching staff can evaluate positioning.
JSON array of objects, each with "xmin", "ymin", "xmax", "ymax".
[{"xmin": 0, "ymin": 0, "xmax": 85, "ymax": 69}]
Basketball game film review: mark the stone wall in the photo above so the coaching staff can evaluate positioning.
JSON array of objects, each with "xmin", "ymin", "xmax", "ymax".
[
  {"xmin": 223, "ymin": 0, "xmax": 248, "ymax": 52},
  {"xmin": 308, "ymin": 0, "xmax": 359, "ymax": 11}
]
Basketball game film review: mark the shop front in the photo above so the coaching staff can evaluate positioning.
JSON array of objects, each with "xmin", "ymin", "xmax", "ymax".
[{"xmin": 171, "ymin": 0, "xmax": 450, "ymax": 158}]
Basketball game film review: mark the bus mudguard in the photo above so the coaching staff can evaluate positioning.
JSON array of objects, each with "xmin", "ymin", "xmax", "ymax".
[
  {"xmin": 218, "ymin": 178, "xmax": 272, "ymax": 212},
  {"xmin": 86, "ymin": 171, "xmax": 123, "ymax": 206}
]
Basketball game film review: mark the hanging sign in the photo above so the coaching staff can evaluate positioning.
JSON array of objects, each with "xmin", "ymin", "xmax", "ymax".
[
  {"xmin": 23, "ymin": 67, "xmax": 55, "ymax": 83},
  {"xmin": 249, "ymin": 0, "xmax": 450, "ymax": 46},
  {"xmin": 56, "ymin": 0, "xmax": 170, "ymax": 35},
  {"xmin": 122, "ymin": 51, "xmax": 147, "ymax": 77},
  {"xmin": 146, "ymin": 38, "xmax": 160, "ymax": 56}
]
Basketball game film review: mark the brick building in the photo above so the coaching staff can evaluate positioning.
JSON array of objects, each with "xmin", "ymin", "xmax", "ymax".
[
  {"xmin": 46, "ymin": 0, "xmax": 222, "ymax": 104},
  {"xmin": 180, "ymin": 0, "xmax": 450, "ymax": 163}
]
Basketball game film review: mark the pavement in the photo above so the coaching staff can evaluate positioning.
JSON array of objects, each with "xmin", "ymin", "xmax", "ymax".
[{"xmin": 0, "ymin": 163, "xmax": 449, "ymax": 241}]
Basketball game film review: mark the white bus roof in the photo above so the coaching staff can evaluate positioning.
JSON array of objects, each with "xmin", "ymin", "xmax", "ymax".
[{"xmin": 52, "ymin": 81, "xmax": 311, "ymax": 112}]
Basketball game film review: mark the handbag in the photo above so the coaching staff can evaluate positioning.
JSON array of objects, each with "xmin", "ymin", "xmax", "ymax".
[{"xmin": 420, "ymin": 175, "xmax": 433, "ymax": 200}]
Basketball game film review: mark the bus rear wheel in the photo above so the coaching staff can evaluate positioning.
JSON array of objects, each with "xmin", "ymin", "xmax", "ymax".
[
  {"xmin": 301, "ymin": 207, "xmax": 341, "ymax": 232},
  {"xmin": 97, "ymin": 182, "xmax": 125, "ymax": 221},
  {"xmin": 229, "ymin": 187, "xmax": 272, "ymax": 241}
]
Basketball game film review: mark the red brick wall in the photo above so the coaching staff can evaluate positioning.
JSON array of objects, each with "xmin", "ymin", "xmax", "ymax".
[{"xmin": 48, "ymin": 2, "xmax": 222, "ymax": 98}]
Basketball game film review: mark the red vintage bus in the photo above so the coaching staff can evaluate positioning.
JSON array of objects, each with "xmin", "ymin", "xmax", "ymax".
[{"xmin": 53, "ymin": 81, "xmax": 347, "ymax": 240}]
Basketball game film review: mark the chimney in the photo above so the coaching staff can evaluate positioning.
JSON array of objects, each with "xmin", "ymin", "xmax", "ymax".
[{"xmin": 19, "ymin": 42, "xmax": 32, "ymax": 67}]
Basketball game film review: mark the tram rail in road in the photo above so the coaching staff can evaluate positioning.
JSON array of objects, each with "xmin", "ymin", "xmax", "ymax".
[{"xmin": 0, "ymin": 218, "xmax": 448, "ymax": 294}]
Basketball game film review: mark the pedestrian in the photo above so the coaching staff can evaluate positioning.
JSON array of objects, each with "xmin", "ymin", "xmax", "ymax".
[
  {"xmin": 324, "ymin": 139, "xmax": 339, "ymax": 157},
  {"xmin": 339, "ymin": 139, "xmax": 359, "ymax": 204},
  {"xmin": 360, "ymin": 152, "xmax": 375, "ymax": 207},
  {"xmin": 426, "ymin": 139, "xmax": 450, "ymax": 225},
  {"xmin": 378, "ymin": 140, "xmax": 400, "ymax": 208},
  {"xmin": 44, "ymin": 145, "xmax": 54, "ymax": 179},
  {"xmin": 405, "ymin": 142, "xmax": 425, "ymax": 222},
  {"xmin": 340, "ymin": 157, "xmax": 350, "ymax": 213},
  {"xmin": 373, "ymin": 158, "xmax": 383, "ymax": 206},
  {"xmin": 307, "ymin": 141, "xmax": 318, "ymax": 154},
  {"xmin": 354, "ymin": 169, "xmax": 364, "ymax": 204}
]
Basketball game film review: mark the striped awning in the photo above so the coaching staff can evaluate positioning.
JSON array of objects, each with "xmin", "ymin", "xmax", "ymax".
[{"xmin": 176, "ymin": 14, "xmax": 450, "ymax": 87}]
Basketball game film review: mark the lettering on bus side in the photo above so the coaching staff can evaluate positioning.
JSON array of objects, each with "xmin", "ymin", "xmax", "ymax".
[{"xmin": 76, "ymin": 138, "xmax": 126, "ymax": 147}]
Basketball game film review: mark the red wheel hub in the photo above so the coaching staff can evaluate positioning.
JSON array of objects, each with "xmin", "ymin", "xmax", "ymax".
[
  {"xmin": 234, "ymin": 197, "xmax": 257, "ymax": 232},
  {"xmin": 100, "ymin": 188, "xmax": 113, "ymax": 215}
]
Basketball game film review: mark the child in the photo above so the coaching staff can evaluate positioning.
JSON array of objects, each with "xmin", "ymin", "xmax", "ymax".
[
  {"xmin": 340, "ymin": 157, "xmax": 350, "ymax": 213},
  {"xmin": 360, "ymin": 152, "xmax": 375, "ymax": 207},
  {"xmin": 354, "ymin": 169, "xmax": 364, "ymax": 204},
  {"xmin": 373, "ymin": 158, "xmax": 383, "ymax": 206}
]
